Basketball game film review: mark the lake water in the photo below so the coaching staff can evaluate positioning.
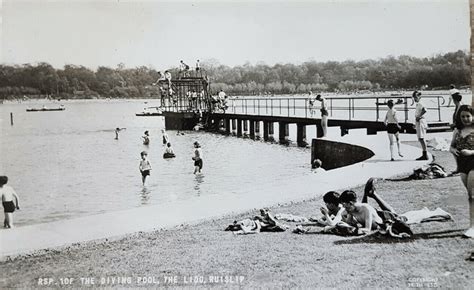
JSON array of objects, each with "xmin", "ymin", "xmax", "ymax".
[
  {"xmin": 1, "ymin": 99, "xmax": 314, "ymax": 226},
  {"xmin": 0, "ymin": 93, "xmax": 469, "ymax": 227}
]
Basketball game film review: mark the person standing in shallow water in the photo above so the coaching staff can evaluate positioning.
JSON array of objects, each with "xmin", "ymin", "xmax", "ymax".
[
  {"xmin": 449, "ymin": 105, "xmax": 474, "ymax": 238},
  {"xmin": 192, "ymin": 141, "xmax": 203, "ymax": 174},
  {"xmin": 142, "ymin": 130, "xmax": 150, "ymax": 145},
  {"xmin": 115, "ymin": 127, "xmax": 126, "ymax": 140},
  {"xmin": 139, "ymin": 151, "xmax": 152, "ymax": 186},
  {"xmin": 0, "ymin": 176, "xmax": 20, "ymax": 228}
]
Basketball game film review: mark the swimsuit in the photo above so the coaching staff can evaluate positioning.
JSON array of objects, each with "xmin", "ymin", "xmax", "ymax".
[
  {"xmin": 2, "ymin": 201, "xmax": 15, "ymax": 213},
  {"xmin": 141, "ymin": 170, "xmax": 150, "ymax": 177},
  {"xmin": 387, "ymin": 123, "xmax": 400, "ymax": 134},
  {"xmin": 454, "ymin": 130, "xmax": 474, "ymax": 174}
]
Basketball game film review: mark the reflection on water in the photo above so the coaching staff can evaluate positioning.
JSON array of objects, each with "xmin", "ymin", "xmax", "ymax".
[
  {"xmin": 140, "ymin": 187, "xmax": 151, "ymax": 205},
  {"xmin": 194, "ymin": 174, "xmax": 205, "ymax": 195}
]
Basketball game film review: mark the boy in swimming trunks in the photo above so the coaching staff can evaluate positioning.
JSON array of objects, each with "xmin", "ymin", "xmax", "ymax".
[
  {"xmin": 192, "ymin": 141, "xmax": 203, "ymax": 174},
  {"xmin": 139, "ymin": 151, "xmax": 152, "ymax": 186},
  {"xmin": 384, "ymin": 100, "xmax": 403, "ymax": 161},
  {"xmin": 142, "ymin": 130, "xmax": 150, "ymax": 145},
  {"xmin": 0, "ymin": 176, "xmax": 20, "ymax": 228}
]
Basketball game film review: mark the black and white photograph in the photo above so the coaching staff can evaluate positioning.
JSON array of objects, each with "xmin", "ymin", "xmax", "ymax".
[{"xmin": 0, "ymin": 0, "xmax": 473, "ymax": 288}]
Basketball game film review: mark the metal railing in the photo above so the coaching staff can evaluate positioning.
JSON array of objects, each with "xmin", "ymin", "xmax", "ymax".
[{"xmin": 218, "ymin": 95, "xmax": 447, "ymax": 123}]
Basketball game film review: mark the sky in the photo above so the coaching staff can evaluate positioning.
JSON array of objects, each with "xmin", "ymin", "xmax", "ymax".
[{"xmin": 0, "ymin": 0, "xmax": 470, "ymax": 70}]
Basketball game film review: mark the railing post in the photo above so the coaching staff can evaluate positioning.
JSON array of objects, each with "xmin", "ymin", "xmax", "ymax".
[
  {"xmin": 271, "ymin": 99, "xmax": 273, "ymax": 116},
  {"xmin": 330, "ymin": 98, "xmax": 333, "ymax": 117},
  {"xmin": 376, "ymin": 97, "xmax": 379, "ymax": 121},
  {"xmin": 279, "ymin": 98, "xmax": 282, "ymax": 115},
  {"xmin": 437, "ymin": 96, "xmax": 441, "ymax": 121},
  {"xmin": 305, "ymin": 98, "xmax": 307, "ymax": 118},
  {"xmin": 404, "ymin": 96, "xmax": 408, "ymax": 123}
]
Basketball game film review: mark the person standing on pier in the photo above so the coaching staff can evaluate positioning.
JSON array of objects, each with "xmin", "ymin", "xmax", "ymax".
[
  {"xmin": 192, "ymin": 141, "xmax": 203, "ymax": 174},
  {"xmin": 315, "ymin": 94, "xmax": 328, "ymax": 138},
  {"xmin": 384, "ymin": 100, "xmax": 403, "ymax": 161},
  {"xmin": 413, "ymin": 91, "xmax": 428, "ymax": 160},
  {"xmin": 449, "ymin": 105, "xmax": 474, "ymax": 238},
  {"xmin": 308, "ymin": 91, "xmax": 316, "ymax": 117}
]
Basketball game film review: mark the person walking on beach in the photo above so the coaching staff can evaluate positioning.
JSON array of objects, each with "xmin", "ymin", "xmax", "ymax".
[
  {"xmin": 384, "ymin": 100, "xmax": 403, "ymax": 161},
  {"xmin": 139, "ymin": 151, "xmax": 152, "ymax": 186},
  {"xmin": 0, "ymin": 176, "xmax": 20, "ymax": 228},
  {"xmin": 142, "ymin": 130, "xmax": 150, "ymax": 145},
  {"xmin": 449, "ymin": 105, "xmax": 474, "ymax": 238},
  {"xmin": 115, "ymin": 127, "xmax": 126, "ymax": 140},
  {"xmin": 413, "ymin": 91, "xmax": 428, "ymax": 160},
  {"xmin": 192, "ymin": 141, "xmax": 203, "ymax": 174},
  {"xmin": 315, "ymin": 94, "xmax": 328, "ymax": 138}
]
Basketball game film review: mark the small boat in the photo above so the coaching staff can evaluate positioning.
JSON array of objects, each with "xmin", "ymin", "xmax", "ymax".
[
  {"xmin": 136, "ymin": 107, "xmax": 163, "ymax": 116},
  {"xmin": 26, "ymin": 106, "xmax": 65, "ymax": 112}
]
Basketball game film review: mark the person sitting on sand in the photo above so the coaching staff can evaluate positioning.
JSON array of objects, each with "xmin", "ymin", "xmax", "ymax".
[
  {"xmin": 0, "ymin": 176, "xmax": 20, "ymax": 228},
  {"xmin": 255, "ymin": 208, "xmax": 287, "ymax": 232},
  {"xmin": 311, "ymin": 159, "xmax": 326, "ymax": 173}
]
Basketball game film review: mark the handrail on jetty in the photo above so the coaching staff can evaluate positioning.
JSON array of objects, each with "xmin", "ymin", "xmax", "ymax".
[{"xmin": 221, "ymin": 95, "xmax": 447, "ymax": 123}]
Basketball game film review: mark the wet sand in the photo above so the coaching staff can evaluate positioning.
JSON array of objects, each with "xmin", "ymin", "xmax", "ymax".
[{"xmin": 1, "ymin": 145, "xmax": 472, "ymax": 288}]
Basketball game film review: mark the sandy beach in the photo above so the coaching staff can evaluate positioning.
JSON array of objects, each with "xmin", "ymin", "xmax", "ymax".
[{"xmin": 1, "ymin": 143, "xmax": 472, "ymax": 288}]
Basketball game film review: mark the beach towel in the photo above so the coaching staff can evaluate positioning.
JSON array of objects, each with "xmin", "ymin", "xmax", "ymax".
[
  {"xmin": 427, "ymin": 137, "xmax": 450, "ymax": 151},
  {"xmin": 400, "ymin": 207, "xmax": 452, "ymax": 225},
  {"xmin": 275, "ymin": 213, "xmax": 309, "ymax": 223}
]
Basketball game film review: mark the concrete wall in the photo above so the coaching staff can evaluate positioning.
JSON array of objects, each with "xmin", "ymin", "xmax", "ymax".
[{"xmin": 311, "ymin": 138, "xmax": 375, "ymax": 170}]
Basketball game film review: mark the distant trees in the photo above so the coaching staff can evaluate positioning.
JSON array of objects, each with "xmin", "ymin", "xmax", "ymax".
[{"xmin": 0, "ymin": 50, "xmax": 469, "ymax": 100}]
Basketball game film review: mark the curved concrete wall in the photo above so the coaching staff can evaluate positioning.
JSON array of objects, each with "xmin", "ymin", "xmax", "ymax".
[{"xmin": 311, "ymin": 138, "xmax": 375, "ymax": 170}]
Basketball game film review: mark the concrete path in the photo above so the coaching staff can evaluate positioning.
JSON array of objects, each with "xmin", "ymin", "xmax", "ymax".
[{"xmin": 0, "ymin": 131, "xmax": 437, "ymax": 258}]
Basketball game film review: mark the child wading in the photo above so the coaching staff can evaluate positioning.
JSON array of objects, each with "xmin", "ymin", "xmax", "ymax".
[
  {"xmin": 0, "ymin": 176, "xmax": 20, "ymax": 228},
  {"xmin": 139, "ymin": 151, "xmax": 152, "ymax": 185},
  {"xmin": 192, "ymin": 141, "xmax": 203, "ymax": 174},
  {"xmin": 142, "ymin": 130, "xmax": 150, "ymax": 145},
  {"xmin": 384, "ymin": 100, "xmax": 403, "ymax": 161}
]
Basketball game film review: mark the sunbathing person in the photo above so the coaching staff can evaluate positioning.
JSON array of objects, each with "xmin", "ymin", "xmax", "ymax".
[
  {"xmin": 338, "ymin": 179, "xmax": 413, "ymax": 237},
  {"xmin": 225, "ymin": 218, "xmax": 262, "ymax": 235},
  {"xmin": 256, "ymin": 208, "xmax": 287, "ymax": 232}
]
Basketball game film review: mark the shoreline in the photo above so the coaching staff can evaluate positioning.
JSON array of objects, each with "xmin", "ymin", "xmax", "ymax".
[
  {"xmin": 0, "ymin": 133, "xmax": 430, "ymax": 258},
  {"xmin": 1, "ymin": 147, "xmax": 472, "ymax": 288}
]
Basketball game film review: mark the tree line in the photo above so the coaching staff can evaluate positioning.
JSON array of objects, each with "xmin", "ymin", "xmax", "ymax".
[{"xmin": 0, "ymin": 50, "xmax": 469, "ymax": 100}]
